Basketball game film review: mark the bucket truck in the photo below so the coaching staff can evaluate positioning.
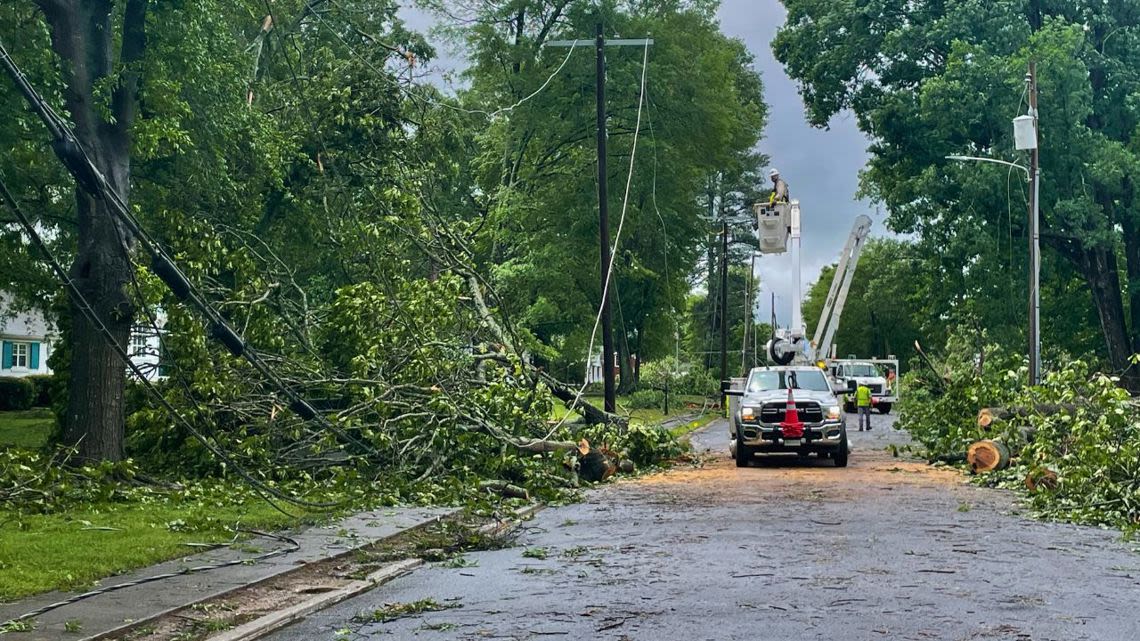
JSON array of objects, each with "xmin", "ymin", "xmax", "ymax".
[{"xmin": 752, "ymin": 202, "xmax": 900, "ymax": 412}]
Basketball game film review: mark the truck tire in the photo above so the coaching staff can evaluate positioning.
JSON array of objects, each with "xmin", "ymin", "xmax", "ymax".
[
  {"xmin": 833, "ymin": 429, "xmax": 849, "ymax": 468},
  {"xmin": 877, "ymin": 403, "xmax": 892, "ymax": 415},
  {"xmin": 735, "ymin": 430, "xmax": 753, "ymax": 468}
]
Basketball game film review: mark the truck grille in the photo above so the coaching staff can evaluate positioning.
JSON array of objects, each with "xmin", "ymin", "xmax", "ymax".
[
  {"xmin": 869, "ymin": 384, "xmax": 883, "ymax": 394},
  {"xmin": 760, "ymin": 401, "xmax": 823, "ymax": 424}
]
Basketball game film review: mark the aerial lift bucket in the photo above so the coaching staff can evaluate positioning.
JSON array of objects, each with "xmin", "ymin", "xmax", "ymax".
[{"xmin": 754, "ymin": 202, "xmax": 790, "ymax": 255}]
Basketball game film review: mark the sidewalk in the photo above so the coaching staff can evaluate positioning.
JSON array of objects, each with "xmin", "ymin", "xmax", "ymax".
[{"xmin": 0, "ymin": 507, "xmax": 456, "ymax": 641}]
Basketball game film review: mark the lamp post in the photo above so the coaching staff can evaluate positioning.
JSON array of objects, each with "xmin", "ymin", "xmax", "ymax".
[{"xmin": 945, "ymin": 63, "xmax": 1041, "ymax": 386}]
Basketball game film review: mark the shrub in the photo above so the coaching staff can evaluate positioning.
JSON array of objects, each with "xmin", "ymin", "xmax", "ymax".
[
  {"xmin": 640, "ymin": 357, "xmax": 718, "ymax": 397},
  {"xmin": 25, "ymin": 375, "xmax": 54, "ymax": 407},
  {"xmin": 626, "ymin": 389, "xmax": 664, "ymax": 410},
  {"xmin": 0, "ymin": 377, "xmax": 35, "ymax": 411}
]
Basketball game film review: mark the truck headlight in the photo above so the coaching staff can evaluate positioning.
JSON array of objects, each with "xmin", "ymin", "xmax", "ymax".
[
  {"xmin": 741, "ymin": 407, "xmax": 754, "ymax": 419},
  {"xmin": 827, "ymin": 405, "xmax": 841, "ymax": 420}
]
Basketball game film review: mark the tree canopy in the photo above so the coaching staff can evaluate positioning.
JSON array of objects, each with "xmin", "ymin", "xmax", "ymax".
[{"xmin": 775, "ymin": 0, "xmax": 1140, "ymax": 385}]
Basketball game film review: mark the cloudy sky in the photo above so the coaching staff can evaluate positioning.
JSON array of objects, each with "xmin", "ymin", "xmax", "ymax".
[{"xmin": 400, "ymin": 0, "xmax": 876, "ymax": 326}]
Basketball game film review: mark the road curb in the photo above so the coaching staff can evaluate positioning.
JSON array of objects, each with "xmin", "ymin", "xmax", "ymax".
[
  {"xmin": 205, "ymin": 559, "xmax": 423, "ymax": 641},
  {"xmin": 201, "ymin": 504, "xmax": 545, "ymax": 641}
]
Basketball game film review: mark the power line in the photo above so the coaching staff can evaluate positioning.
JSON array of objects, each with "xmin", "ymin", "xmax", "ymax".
[
  {"xmin": 0, "ymin": 38, "xmax": 376, "ymax": 465},
  {"xmin": 306, "ymin": 5, "xmax": 578, "ymax": 120},
  {"xmin": 0, "ymin": 170, "xmax": 335, "ymax": 512},
  {"xmin": 544, "ymin": 37, "xmax": 651, "ymax": 435}
]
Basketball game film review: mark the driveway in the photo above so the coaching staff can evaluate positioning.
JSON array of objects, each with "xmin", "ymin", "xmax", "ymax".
[{"xmin": 263, "ymin": 413, "xmax": 1140, "ymax": 640}]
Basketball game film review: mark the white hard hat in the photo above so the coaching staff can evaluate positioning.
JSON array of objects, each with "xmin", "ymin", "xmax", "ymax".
[{"xmin": 769, "ymin": 168, "xmax": 780, "ymax": 177}]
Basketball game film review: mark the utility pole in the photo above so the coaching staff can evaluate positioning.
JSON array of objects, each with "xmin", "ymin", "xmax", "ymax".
[
  {"xmin": 743, "ymin": 250, "xmax": 756, "ymax": 372},
  {"xmin": 1027, "ymin": 61, "xmax": 1042, "ymax": 386},
  {"xmin": 550, "ymin": 24, "xmax": 652, "ymax": 414},
  {"xmin": 720, "ymin": 219, "xmax": 729, "ymax": 389}
]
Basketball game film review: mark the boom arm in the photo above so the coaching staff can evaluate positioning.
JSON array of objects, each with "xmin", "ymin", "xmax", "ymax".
[{"xmin": 811, "ymin": 215, "xmax": 873, "ymax": 359}]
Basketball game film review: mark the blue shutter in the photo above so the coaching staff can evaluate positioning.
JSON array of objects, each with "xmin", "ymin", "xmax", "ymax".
[
  {"xmin": 1, "ymin": 341, "xmax": 11, "ymax": 369},
  {"xmin": 29, "ymin": 343, "xmax": 40, "ymax": 370}
]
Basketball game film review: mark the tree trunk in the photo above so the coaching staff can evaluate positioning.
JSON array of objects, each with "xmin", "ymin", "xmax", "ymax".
[
  {"xmin": 39, "ymin": 0, "xmax": 148, "ymax": 462},
  {"xmin": 1078, "ymin": 245, "xmax": 1134, "ymax": 378},
  {"xmin": 62, "ymin": 196, "xmax": 134, "ymax": 462},
  {"xmin": 1121, "ymin": 213, "xmax": 1140, "ymax": 357},
  {"xmin": 976, "ymin": 404, "xmax": 1078, "ymax": 429}
]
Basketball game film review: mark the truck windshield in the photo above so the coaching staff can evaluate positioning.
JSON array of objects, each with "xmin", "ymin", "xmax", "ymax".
[
  {"xmin": 747, "ymin": 370, "xmax": 831, "ymax": 393},
  {"xmin": 844, "ymin": 363, "xmax": 878, "ymax": 377}
]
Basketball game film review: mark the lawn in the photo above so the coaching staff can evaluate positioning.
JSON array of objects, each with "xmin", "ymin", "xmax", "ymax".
[
  {"xmin": 0, "ymin": 409, "xmax": 327, "ymax": 602},
  {"xmin": 0, "ymin": 408, "xmax": 55, "ymax": 449},
  {"xmin": 0, "ymin": 494, "xmax": 321, "ymax": 601}
]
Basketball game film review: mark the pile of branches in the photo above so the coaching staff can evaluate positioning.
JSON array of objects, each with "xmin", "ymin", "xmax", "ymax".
[
  {"xmin": 899, "ymin": 332, "xmax": 1140, "ymax": 533},
  {"xmin": 117, "ymin": 254, "xmax": 677, "ymax": 509}
]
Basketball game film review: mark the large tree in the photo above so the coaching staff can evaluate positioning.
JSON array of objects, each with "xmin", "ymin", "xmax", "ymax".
[
  {"xmin": 775, "ymin": 0, "xmax": 1140, "ymax": 384},
  {"xmin": 3, "ymin": 0, "xmax": 153, "ymax": 461},
  {"xmin": 1, "ymin": 1, "xmax": 433, "ymax": 462},
  {"xmin": 419, "ymin": 0, "xmax": 768, "ymax": 386}
]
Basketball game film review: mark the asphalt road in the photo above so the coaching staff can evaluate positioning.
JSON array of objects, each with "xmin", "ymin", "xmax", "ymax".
[{"xmin": 265, "ymin": 413, "xmax": 1140, "ymax": 640}]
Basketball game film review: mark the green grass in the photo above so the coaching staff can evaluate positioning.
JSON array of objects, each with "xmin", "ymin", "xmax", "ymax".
[
  {"xmin": 0, "ymin": 495, "xmax": 319, "ymax": 601},
  {"xmin": 0, "ymin": 408, "xmax": 55, "ymax": 449},
  {"xmin": 668, "ymin": 411, "xmax": 721, "ymax": 439}
]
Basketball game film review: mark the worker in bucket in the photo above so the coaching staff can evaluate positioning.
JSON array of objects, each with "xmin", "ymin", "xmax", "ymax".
[
  {"xmin": 856, "ymin": 381, "xmax": 873, "ymax": 431},
  {"xmin": 768, "ymin": 168, "xmax": 790, "ymax": 205}
]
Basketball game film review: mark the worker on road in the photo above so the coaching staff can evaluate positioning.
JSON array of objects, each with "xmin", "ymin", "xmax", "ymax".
[
  {"xmin": 856, "ymin": 382, "xmax": 872, "ymax": 431},
  {"xmin": 768, "ymin": 168, "xmax": 790, "ymax": 205}
]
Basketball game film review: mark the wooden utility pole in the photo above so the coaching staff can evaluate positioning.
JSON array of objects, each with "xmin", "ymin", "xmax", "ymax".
[
  {"xmin": 550, "ymin": 25, "xmax": 652, "ymax": 414},
  {"xmin": 1028, "ymin": 61, "xmax": 1041, "ymax": 386},
  {"xmin": 720, "ymin": 219, "xmax": 729, "ymax": 389}
]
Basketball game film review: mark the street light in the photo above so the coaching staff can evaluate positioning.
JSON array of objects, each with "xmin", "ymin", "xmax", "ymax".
[
  {"xmin": 944, "ymin": 64, "xmax": 1041, "ymax": 386},
  {"xmin": 945, "ymin": 155, "xmax": 1028, "ymax": 177}
]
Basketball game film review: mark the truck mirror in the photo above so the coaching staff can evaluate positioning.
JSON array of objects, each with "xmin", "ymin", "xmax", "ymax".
[{"xmin": 846, "ymin": 379, "xmax": 857, "ymax": 393}]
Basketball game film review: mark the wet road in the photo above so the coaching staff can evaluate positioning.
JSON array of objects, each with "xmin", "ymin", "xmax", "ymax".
[{"xmin": 266, "ymin": 414, "xmax": 1140, "ymax": 640}]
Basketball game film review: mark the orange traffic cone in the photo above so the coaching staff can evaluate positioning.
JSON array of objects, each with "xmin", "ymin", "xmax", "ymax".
[{"xmin": 780, "ymin": 386, "xmax": 805, "ymax": 438}]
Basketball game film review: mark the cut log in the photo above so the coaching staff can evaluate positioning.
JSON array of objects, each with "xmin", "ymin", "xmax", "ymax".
[
  {"xmin": 977, "ymin": 404, "xmax": 1079, "ymax": 429},
  {"xmin": 514, "ymin": 438, "xmax": 579, "ymax": 454},
  {"xmin": 480, "ymin": 480, "xmax": 530, "ymax": 500},
  {"xmin": 966, "ymin": 440, "xmax": 1011, "ymax": 473},
  {"xmin": 578, "ymin": 448, "xmax": 618, "ymax": 483},
  {"xmin": 1025, "ymin": 468, "xmax": 1058, "ymax": 492}
]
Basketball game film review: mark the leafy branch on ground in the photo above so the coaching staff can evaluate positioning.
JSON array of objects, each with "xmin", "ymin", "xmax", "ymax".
[{"xmin": 899, "ymin": 330, "xmax": 1140, "ymax": 534}]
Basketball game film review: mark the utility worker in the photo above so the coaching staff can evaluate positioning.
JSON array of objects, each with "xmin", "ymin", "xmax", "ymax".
[
  {"xmin": 856, "ymin": 382, "xmax": 873, "ymax": 431},
  {"xmin": 768, "ymin": 168, "xmax": 790, "ymax": 205}
]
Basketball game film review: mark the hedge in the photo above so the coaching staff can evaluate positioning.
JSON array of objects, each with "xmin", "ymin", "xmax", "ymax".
[{"xmin": 0, "ymin": 377, "xmax": 35, "ymax": 411}]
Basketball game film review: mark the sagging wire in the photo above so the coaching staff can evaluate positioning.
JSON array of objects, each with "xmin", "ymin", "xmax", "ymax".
[
  {"xmin": 0, "ymin": 170, "xmax": 335, "ymax": 512},
  {"xmin": 0, "ymin": 38, "xmax": 376, "ymax": 460},
  {"xmin": 0, "ymin": 529, "xmax": 299, "ymax": 630},
  {"xmin": 544, "ymin": 38, "xmax": 652, "ymax": 438}
]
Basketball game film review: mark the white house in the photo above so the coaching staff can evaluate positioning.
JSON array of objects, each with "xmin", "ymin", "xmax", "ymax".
[
  {"xmin": 0, "ymin": 293, "xmax": 165, "ymax": 380},
  {"xmin": 0, "ymin": 293, "xmax": 53, "ymax": 377}
]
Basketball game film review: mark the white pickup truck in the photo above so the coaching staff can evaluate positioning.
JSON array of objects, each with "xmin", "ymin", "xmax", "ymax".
[{"xmin": 830, "ymin": 359, "xmax": 898, "ymax": 414}]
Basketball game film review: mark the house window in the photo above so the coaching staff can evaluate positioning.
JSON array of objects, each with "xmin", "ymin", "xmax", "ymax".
[
  {"xmin": 11, "ymin": 342, "xmax": 28, "ymax": 368},
  {"xmin": 131, "ymin": 334, "xmax": 148, "ymax": 356}
]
